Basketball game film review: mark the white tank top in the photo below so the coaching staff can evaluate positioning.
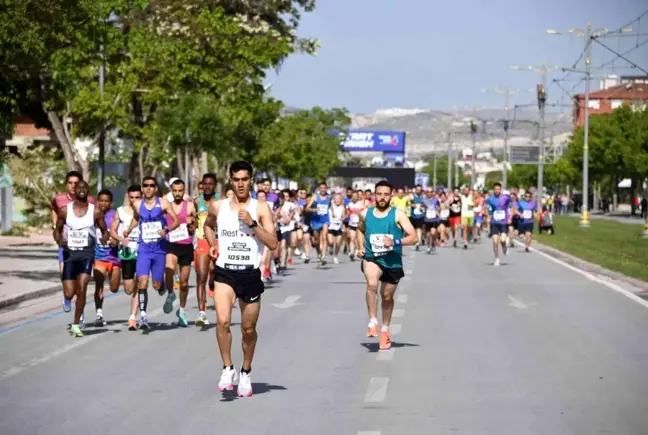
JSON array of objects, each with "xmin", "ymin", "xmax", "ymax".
[
  {"xmin": 65, "ymin": 202, "xmax": 96, "ymax": 251},
  {"xmin": 329, "ymin": 204, "xmax": 344, "ymax": 231},
  {"xmin": 117, "ymin": 206, "xmax": 139, "ymax": 250},
  {"xmin": 215, "ymin": 198, "xmax": 264, "ymax": 271}
]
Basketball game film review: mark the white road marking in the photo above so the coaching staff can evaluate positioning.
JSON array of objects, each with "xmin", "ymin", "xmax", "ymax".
[
  {"xmin": 376, "ymin": 348, "xmax": 395, "ymax": 361},
  {"xmin": 358, "ymin": 432, "xmax": 381, "ymax": 435},
  {"xmin": 392, "ymin": 308, "xmax": 406, "ymax": 318},
  {"xmin": 271, "ymin": 295, "xmax": 303, "ymax": 309},
  {"xmin": 517, "ymin": 241, "xmax": 648, "ymax": 310},
  {"xmin": 397, "ymin": 294, "xmax": 408, "ymax": 304},
  {"xmin": 364, "ymin": 377, "xmax": 389, "ymax": 403},
  {"xmin": 403, "ymin": 276, "xmax": 412, "ymax": 281},
  {"xmin": 507, "ymin": 295, "xmax": 536, "ymax": 310},
  {"xmin": 390, "ymin": 324, "xmax": 402, "ymax": 335}
]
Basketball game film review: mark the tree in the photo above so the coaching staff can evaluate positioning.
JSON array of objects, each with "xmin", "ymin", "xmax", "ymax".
[
  {"xmin": 255, "ymin": 107, "xmax": 350, "ymax": 183},
  {"xmin": 421, "ymin": 155, "xmax": 469, "ymax": 189},
  {"xmin": 0, "ymin": 0, "xmax": 319, "ymax": 183}
]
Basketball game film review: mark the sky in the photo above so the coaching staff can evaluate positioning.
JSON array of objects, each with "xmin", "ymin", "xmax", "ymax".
[{"xmin": 266, "ymin": 0, "xmax": 648, "ymax": 114}]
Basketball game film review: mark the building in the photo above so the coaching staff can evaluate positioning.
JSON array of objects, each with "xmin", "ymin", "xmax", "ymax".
[
  {"xmin": 572, "ymin": 75, "xmax": 648, "ymax": 130},
  {"xmin": 6, "ymin": 115, "xmax": 56, "ymax": 148}
]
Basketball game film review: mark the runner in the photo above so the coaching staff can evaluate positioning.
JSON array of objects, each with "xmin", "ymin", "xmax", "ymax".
[
  {"xmin": 194, "ymin": 173, "xmax": 218, "ymax": 322},
  {"xmin": 347, "ymin": 191, "xmax": 364, "ymax": 261},
  {"xmin": 438, "ymin": 192, "xmax": 451, "ymax": 246},
  {"xmin": 508, "ymin": 191, "xmax": 520, "ymax": 248},
  {"xmin": 516, "ymin": 191, "xmax": 538, "ymax": 252},
  {"xmin": 110, "ymin": 185, "xmax": 141, "ymax": 330},
  {"xmin": 356, "ymin": 180, "xmax": 417, "ymax": 350},
  {"xmin": 51, "ymin": 171, "xmax": 95, "ymax": 313},
  {"xmin": 308, "ymin": 182, "xmax": 331, "ymax": 265},
  {"xmin": 327, "ymin": 193, "xmax": 347, "ymax": 264},
  {"xmin": 422, "ymin": 189, "xmax": 440, "ymax": 253},
  {"xmin": 203, "ymin": 160, "xmax": 278, "ymax": 397},
  {"xmin": 123, "ymin": 177, "xmax": 180, "ymax": 329},
  {"xmin": 277, "ymin": 188, "xmax": 297, "ymax": 269},
  {"xmin": 459, "ymin": 186, "xmax": 474, "ymax": 250},
  {"xmin": 473, "ymin": 191, "xmax": 484, "ymax": 242},
  {"xmin": 409, "ymin": 185, "xmax": 425, "ymax": 251},
  {"xmin": 485, "ymin": 182, "xmax": 514, "ymax": 266},
  {"xmin": 53, "ymin": 181, "xmax": 109, "ymax": 337},
  {"xmin": 448, "ymin": 188, "xmax": 462, "ymax": 248},
  {"xmin": 163, "ymin": 179, "xmax": 197, "ymax": 326},
  {"xmin": 92, "ymin": 189, "xmax": 121, "ymax": 327}
]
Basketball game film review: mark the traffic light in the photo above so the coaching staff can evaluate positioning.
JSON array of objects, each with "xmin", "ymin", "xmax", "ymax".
[{"xmin": 536, "ymin": 84, "xmax": 547, "ymax": 110}]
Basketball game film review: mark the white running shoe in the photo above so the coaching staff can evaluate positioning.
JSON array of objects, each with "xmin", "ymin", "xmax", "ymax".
[
  {"xmin": 237, "ymin": 371, "xmax": 253, "ymax": 397},
  {"xmin": 494, "ymin": 258, "xmax": 500, "ymax": 266},
  {"xmin": 218, "ymin": 367, "xmax": 237, "ymax": 391}
]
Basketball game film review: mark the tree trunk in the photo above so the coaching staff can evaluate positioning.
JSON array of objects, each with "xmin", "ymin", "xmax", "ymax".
[{"xmin": 46, "ymin": 110, "xmax": 80, "ymax": 174}]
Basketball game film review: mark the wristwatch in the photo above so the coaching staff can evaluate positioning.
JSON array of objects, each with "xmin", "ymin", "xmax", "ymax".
[{"xmin": 248, "ymin": 220, "xmax": 258, "ymax": 228}]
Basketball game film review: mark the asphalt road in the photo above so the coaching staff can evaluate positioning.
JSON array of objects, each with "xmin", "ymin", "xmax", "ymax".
[{"xmin": 1, "ymin": 240, "xmax": 648, "ymax": 435}]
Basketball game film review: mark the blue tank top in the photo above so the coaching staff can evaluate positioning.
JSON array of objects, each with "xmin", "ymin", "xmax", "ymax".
[
  {"xmin": 138, "ymin": 197, "xmax": 167, "ymax": 253},
  {"xmin": 364, "ymin": 207, "xmax": 403, "ymax": 269},
  {"xmin": 313, "ymin": 193, "xmax": 330, "ymax": 222}
]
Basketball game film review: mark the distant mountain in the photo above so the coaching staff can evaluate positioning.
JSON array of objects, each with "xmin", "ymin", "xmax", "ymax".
[{"xmin": 349, "ymin": 107, "xmax": 573, "ymax": 157}]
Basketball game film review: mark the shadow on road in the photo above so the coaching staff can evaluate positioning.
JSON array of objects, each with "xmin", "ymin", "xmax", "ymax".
[
  {"xmin": 0, "ymin": 249, "xmax": 57, "ymax": 260},
  {"xmin": 360, "ymin": 342, "xmax": 420, "ymax": 353},
  {"xmin": 219, "ymin": 382, "xmax": 287, "ymax": 402}
]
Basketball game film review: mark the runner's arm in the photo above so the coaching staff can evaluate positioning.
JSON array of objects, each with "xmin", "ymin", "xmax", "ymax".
[
  {"xmin": 52, "ymin": 207, "xmax": 67, "ymax": 246},
  {"xmin": 204, "ymin": 200, "xmax": 219, "ymax": 248},
  {"xmin": 94, "ymin": 207, "xmax": 110, "ymax": 245},
  {"xmin": 123, "ymin": 200, "xmax": 140, "ymax": 236},
  {"xmin": 50, "ymin": 196, "xmax": 58, "ymax": 227},
  {"xmin": 110, "ymin": 212, "xmax": 123, "ymax": 243},
  {"xmin": 395, "ymin": 209, "xmax": 418, "ymax": 246},
  {"xmin": 186, "ymin": 202, "xmax": 197, "ymax": 232},
  {"xmin": 161, "ymin": 197, "xmax": 180, "ymax": 232},
  {"xmin": 255, "ymin": 202, "xmax": 279, "ymax": 250}
]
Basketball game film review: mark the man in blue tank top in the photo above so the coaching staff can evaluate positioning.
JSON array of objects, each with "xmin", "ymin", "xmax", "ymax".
[
  {"xmin": 356, "ymin": 180, "xmax": 417, "ymax": 351},
  {"xmin": 123, "ymin": 176, "xmax": 180, "ymax": 329},
  {"xmin": 485, "ymin": 182, "xmax": 515, "ymax": 266},
  {"xmin": 307, "ymin": 182, "xmax": 331, "ymax": 265}
]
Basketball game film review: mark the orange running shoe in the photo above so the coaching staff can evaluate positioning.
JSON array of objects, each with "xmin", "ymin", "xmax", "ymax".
[
  {"xmin": 366, "ymin": 323, "xmax": 379, "ymax": 337},
  {"xmin": 128, "ymin": 318, "xmax": 137, "ymax": 331},
  {"xmin": 379, "ymin": 330, "xmax": 392, "ymax": 350}
]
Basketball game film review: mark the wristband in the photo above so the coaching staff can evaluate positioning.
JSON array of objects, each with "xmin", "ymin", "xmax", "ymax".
[{"xmin": 393, "ymin": 238, "xmax": 402, "ymax": 246}]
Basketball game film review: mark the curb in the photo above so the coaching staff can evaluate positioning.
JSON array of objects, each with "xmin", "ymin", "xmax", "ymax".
[
  {"xmin": 521, "ymin": 238, "xmax": 648, "ymax": 293},
  {"xmin": 0, "ymin": 285, "xmax": 61, "ymax": 311}
]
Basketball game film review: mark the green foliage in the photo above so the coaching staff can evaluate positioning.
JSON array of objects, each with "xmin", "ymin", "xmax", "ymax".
[
  {"xmin": 255, "ymin": 107, "xmax": 351, "ymax": 183},
  {"xmin": 9, "ymin": 145, "xmax": 68, "ymax": 227},
  {"xmin": 421, "ymin": 155, "xmax": 469, "ymax": 189}
]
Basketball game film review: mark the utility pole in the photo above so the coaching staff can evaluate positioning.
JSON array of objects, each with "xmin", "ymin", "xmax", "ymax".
[
  {"xmin": 511, "ymin": 62, "xmax": 560, "ymax": 204},
  {"xmin": 97, "ymin": 41, "xmax": 106, "ymax": 192},
  {"xmin": 446, "ymin": 132, "xmax": 452, "ymax": 190},
  {"xmin": 470, "ymin": 121, "xmax": 477, "ymax": 188},
  {"xmin": 545, "ymin": 22, "xmax": 632, "ymax": 226},
  {"xmin": 432, "ymin": 148, "xmax": 438, "ymax": 188},
  {"xmin": 480, "ymin": 85, "xmax": 526, "ymax": 190}
]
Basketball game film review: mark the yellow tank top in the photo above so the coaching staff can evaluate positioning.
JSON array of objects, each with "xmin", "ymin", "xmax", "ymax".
[{"xmin": 392, "ymin": 197, "xmax": 409, "ymax": 215}]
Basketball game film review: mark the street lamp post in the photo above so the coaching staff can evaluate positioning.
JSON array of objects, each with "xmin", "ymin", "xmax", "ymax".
[
  {"xmin": 447, "ymin": 132, "xmax": 452, "ymax": 190},
  {"xmin": 470, "ymin": 121, "xmax": 477, "ymax": 188},
  {"xmin": 511, "ymin": 62, "xmax": 560, "ymax": 205},
  {"xmin": 433, "ymin": 149, "xmax": 438, "ymax": 188}
]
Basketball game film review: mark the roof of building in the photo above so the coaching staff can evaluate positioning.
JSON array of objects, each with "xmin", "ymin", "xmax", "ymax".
[{"xmin": 576, "ymin": 82, "xmax": 648, "ymax": 100}]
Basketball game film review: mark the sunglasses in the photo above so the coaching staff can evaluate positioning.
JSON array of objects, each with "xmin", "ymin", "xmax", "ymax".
[{"xmin": 142, "ymin": 183, "xmax": 156, "ymax": 188}]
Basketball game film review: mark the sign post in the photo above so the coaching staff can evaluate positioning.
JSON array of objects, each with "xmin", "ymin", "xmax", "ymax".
[
  {"xmin": 0, "ymin": 163, "xmax": 14, "ymax": 233},
  {"xmin": 510, "ymin": 146, "xmax": 542, "ymax": 165}
]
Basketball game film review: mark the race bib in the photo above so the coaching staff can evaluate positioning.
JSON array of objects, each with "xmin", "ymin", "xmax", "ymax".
[
  {"xmin": 426, "ymin": 209, "xmax": 437, "ymax": 219},
  {"xmin": 349, "ymin": 214, "xmax": 360, "ymax": 226},
  {"xmin": 142, "ymin": 221, "xmax": 163, "ymax": 243},
  {"xmin": 329, "ymin": 218, "xmax": 342, "ymax": 231},
  {"xmin": 317, "ymin": 204, "xmax": 328, "ymax": 216},
  {"xmin": 474, "ymin": 205, "xmax": 482, "ymax": 213},
  {"xmin": 68, "ymin": 229, "xmax": 89, "ymax": 249},
  {"xmin": 493, "ymin": 210, "xmax": 506, "ymax": 221},
  {"xmin": 168, "ymin": 223, "xmax": 189, "ymax": 243},
  {"xmin": 369, "ymin": 234, "xmax": 393, "ymax": 256},
  {"xmin": 128, "ymin": 227, "xmax": 140, "ymax": 244},
  {"xmin": 440, "ymin": 209, "xmax": 450, "ymax": 219},
  {"xmin": 223, "ymin": 239, "xmax": 257, "ymax": 271},
  {"xmin": 522, "ymin": 210, "xmax": 533, "ymax": 220},
  {"xmin": 413, "ymin": 204, "xmax": 424, "ymax": 216}
]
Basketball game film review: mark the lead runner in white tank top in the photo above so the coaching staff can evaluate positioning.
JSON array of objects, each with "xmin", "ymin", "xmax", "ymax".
[{"xmin": 215, "ymin": 198, "xmax": 264, "ymax": 271}]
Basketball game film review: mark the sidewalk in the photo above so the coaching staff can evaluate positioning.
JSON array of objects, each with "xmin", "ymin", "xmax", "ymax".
[{"xmin": 0, "ymin": 234, "xmax": 60, "ymax": 310}]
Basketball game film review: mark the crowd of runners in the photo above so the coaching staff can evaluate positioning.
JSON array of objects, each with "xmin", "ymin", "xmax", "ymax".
[{"xmin": 50, "ymin": 163, "xmax": 540, "ymax": 397}]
